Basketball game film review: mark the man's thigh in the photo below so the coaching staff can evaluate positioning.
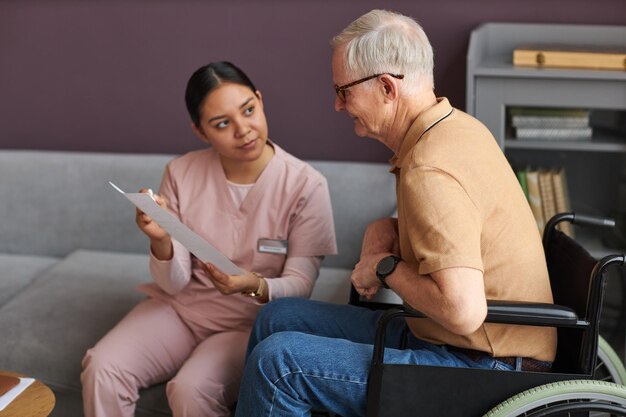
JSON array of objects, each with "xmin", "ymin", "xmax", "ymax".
[{"xmin": 254, "ymin": 298, "xmax": 407, "ymax": 346}]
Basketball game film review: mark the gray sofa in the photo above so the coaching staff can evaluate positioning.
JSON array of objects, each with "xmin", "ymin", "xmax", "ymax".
[{"xmin": 0, "ymin": 149, "xmax": 397, "ymax": 417}]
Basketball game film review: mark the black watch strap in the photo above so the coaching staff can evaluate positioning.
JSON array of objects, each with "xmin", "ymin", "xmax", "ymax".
[{"xmin": 376, "ymin": 255, "xmax": 401, "ymax": 289}]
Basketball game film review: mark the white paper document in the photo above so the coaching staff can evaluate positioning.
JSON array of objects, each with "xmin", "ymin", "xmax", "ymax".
[
  {"xmin": 110, "ymin": 182, "xmax": 242, "ymax": 275},
  {"xmin": 0, "ymin": 377, "xmax": 35, "ymax": 411}
]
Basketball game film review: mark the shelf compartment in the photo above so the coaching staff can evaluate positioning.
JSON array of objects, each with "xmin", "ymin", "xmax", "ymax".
[{"xmin": 468, "ymin": 22, "xmax": 626, "ymax": 255}]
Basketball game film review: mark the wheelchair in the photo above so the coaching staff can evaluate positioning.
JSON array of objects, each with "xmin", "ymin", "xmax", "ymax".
[{"xmin": 358, "ymin": 212, "xmax": 626, "ymax": 416}]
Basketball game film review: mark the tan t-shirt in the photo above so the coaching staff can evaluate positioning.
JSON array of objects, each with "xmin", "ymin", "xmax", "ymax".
[{"xmin": 393, "ymin": 98, "xmax": 557, "ymax": 362}]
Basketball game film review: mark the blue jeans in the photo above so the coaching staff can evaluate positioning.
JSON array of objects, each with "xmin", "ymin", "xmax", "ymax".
[{"xmin": 235, "ymin": 298, "xmax": 515, "ymax": 417}]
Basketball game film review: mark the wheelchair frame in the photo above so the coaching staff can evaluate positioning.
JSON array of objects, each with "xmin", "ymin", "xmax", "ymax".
[{"xmin": 365, "ymin": 213, "xmax": 626, "ymax": 417}]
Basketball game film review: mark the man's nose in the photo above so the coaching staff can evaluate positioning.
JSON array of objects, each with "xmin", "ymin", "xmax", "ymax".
[{"xmin": 334, "ymin": 95, "xmax": 345, "ymax": 112}]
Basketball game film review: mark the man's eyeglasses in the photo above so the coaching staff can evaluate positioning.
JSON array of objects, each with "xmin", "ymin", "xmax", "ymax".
[{"xmin": 334, "ymin": 73, "xmax": 404, "ymax": 103}]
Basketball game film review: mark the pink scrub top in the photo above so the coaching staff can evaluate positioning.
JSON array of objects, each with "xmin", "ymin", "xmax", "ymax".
[{"xmin": 138, "ymin": 143, "xmax": 338, "ymax": 332}]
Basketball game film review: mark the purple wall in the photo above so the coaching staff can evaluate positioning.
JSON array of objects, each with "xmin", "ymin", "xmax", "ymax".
[{"xmin": 1, "ymin": 1, "xmax": 625, "ymax": 162}]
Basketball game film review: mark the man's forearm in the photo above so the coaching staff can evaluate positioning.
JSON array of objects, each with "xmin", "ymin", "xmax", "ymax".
[
  {"xmin": 361, "ymin": 217, "xmax": 400, "ymax": 256},
  {"xmin": 385, "ymin": 262, "xmax": 487, "ymax": 336}
]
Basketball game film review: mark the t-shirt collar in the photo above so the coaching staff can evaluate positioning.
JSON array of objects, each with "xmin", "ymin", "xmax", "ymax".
[{"xmin": 390, "ymin": 97, "xmax": 454, "ymax": 171}]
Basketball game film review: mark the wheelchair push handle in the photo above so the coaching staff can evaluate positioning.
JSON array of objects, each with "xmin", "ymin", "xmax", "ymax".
[
  {"xmin": 543, "ymin": 212, "xmax": 615, "ymax": 251},
  {"xmin": 545, "ymin": 212, "xmax": 615, "ymax": 230},
  {"xmin": 572, "ymin": 213, "xmax": 615, "ymax": 228}
]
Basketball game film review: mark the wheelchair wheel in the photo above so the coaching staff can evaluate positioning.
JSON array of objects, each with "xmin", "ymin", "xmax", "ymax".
[
  {"xmin": 483, "ymin": 380, "xmax": 626, "ymax": 416},
  {"xmin": 596, "ymin": 335, "xmax": 626, "ymax": 384}
]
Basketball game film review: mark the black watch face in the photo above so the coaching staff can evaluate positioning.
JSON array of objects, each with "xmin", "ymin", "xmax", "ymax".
[{"xmin": 378, "ymin": 256, "xmax": 398, "ymax": 276}]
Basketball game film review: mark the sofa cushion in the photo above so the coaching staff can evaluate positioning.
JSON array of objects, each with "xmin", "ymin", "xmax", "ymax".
[
  {"xmin": 0, "ymin": 152, "xmax": 397, "ymax": 274},
  {"xmin": 0, "ymin": 253, "xmax": 59, "ymax": 307},
  {"xmin": 310, "ymin": 267, "xmax": 353, "ymax": 304},
  {"xmin": 0, "ymin": 250, "xmax": 382, "ymax": 416},
  {"xmin": 0, "ymin": 249, "xmax": 170, "ymax": 415},
  {"xmin": 313, "ymin": 266, "xmax": 403, "ymax": 307},
  {"xmin": 0, "ymin": 150, "xmax": 173, "ymax": 258},
  {"xmin": 309, "ymin": 161, "xmax": 397, "ymax": 269}
]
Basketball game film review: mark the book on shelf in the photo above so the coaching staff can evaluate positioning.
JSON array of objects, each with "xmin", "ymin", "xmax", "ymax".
[
  {"xmin": 552, "ymin": 167, "xmax": 574, "ymax": 237},
  {"xmin": 509, "ymin": 107, "xmax": 589, "ymax": 119},
  {"xmin": 538, "ymin": 169, "xmax": 558, "ymax": 227},
  {"xmin": 513, "ymin": 44, "xmax": 626, "ymax": 71},
  {"xmin": 516, "ymin": 169, "xmax": 528, "ymax": 199},
  {"xmin": 515, "ymin": 166, "xmax": 574, "ymax": 238},
  {"xmin": 524, "ymin": 168, "xmax": 545, "ymax": 235},
  {"xmin": 515, "ymin": 126, "xmax": 593, "ymax": 140},
  {"xmin": 512, "ymin": 116, "xmax": 590, "ymax": 129},
  {"xmin": 510, "ymin": 107, "xmax": 590, "ymax": 129},
  {"xmin": 509, "ymin": 107, "xmax": 593, "ymax": 141}
]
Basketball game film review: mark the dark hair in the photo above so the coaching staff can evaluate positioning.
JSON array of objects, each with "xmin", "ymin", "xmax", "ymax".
[{"xmin": 185, "ymin": 61, "xmax": 257, "ymax": 127}]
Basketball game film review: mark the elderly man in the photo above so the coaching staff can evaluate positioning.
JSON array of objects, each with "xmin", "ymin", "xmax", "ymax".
[{"xmin": 234, "ymin": 9, "xmax": 556, "ymax": 417}]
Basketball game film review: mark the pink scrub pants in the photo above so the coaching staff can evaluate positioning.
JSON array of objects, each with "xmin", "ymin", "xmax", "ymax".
[{"xmin": 81, "ymin": 298, "xmax": 251, "ymax": 417}]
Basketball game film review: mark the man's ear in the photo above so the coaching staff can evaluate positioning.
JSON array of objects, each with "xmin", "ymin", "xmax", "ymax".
[
  {"xmin": 380, "ymin": 75, "xmax": 399, "ymax": 102},
  {"xmin": 191, "ymin": 123, "xmax": 210, "ymax": 144}
]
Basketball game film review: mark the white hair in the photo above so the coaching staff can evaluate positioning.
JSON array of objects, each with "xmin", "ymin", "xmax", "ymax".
[{"xmin": 332, "ymin": 9, "xmax": 434, "ymax": 92}]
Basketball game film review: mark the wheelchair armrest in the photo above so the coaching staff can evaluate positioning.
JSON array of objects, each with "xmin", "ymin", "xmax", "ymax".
[
  {"xmin": 385, "ymin": 300, "xmax": 579, "ymax": 326},
  {"xmin": 485, "ymin": 300, "xmax": 578, "ymax": 326},
  {"xmin": 372, "ymin": 301, "xmax": 580, "ymax": 366}
]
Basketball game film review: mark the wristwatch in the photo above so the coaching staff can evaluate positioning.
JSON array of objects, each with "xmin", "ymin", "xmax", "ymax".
[
  {"xmin": 375, "ymin": 255, "xmax": 401, "ymax": 289},
  {"xmin": 242, "ymin": 272, "xmax": 266, "ymax": 297}
]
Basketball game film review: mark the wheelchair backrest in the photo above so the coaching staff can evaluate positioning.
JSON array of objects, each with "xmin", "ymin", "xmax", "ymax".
[{"xmin": 544, "ymin": 228, "xmax": 604, "ymax": 374}]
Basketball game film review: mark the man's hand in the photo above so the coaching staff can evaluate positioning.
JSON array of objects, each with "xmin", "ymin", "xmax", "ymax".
[
  {"xmin": 351, "ymin": 252, "xmax": 391, "ymax": 300},
  {"xmin": 352, "ymin": 218, "xmax": 400, "ymax": 300}
]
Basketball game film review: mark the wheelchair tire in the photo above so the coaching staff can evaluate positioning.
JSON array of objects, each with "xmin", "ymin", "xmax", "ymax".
[
  {"xmin": 483, "ymin": 379, "xmax": 626, "ymax": 416},
  {"xmin": 596, "ymin": 335, "xmax": 626, "ymax": 384}
]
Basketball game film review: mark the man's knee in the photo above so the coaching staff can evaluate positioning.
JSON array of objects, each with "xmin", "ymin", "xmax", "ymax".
[{"xmin": 249, "ymin": 331, "xmax": 310, "ymax": 372}]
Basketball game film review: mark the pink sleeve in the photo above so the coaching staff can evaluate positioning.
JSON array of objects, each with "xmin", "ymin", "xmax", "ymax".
[
  {"xmin": 288, "ymin": 179, "xmax": 338, "ymax": 257},
  {"xmin": 147, "ymin": 164, "xmax": 192, "ymax": 295},
  {"xmin": 149, "ymin": 239, "xmax": 192, "ymax": 295},
  {"xmin": 265, "ymin": 256, "xmax": 322, "ymax": 301}
]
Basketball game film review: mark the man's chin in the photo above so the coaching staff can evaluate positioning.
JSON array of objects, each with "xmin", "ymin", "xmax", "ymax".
[
  {"xmin": 352, "ymin": 119, "xmax": 376, "ymax": 138},
  {"xmin": 353, "ymin": 124, "xmax": 367, "ymax": 137},
  {"xmin": 353, "ymin": 126, "xmax": 373, "ymax": 139}
]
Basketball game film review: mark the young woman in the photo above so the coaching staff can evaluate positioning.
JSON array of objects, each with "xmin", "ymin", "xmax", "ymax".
[{"xmin": 81, "ymin": 61, "xmax": 337, "ymax": 417}]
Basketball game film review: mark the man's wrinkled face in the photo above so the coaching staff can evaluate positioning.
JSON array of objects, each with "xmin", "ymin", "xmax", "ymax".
[{"xmin": 331, "ymin": 46, "xmax": 387, "ymax": 139}]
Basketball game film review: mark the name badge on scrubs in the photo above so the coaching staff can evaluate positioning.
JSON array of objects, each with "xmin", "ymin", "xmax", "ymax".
[{"xmin": 257, "ymin": 238, "xmax": 288, "ymax": 255}]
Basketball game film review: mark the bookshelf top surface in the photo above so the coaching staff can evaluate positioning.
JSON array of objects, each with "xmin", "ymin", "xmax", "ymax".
[
  {"xmin": 468, "ymin": 22, "xmax": 626, "ymax": 72},
  {"xmin": 471, "ymin": 57, "xmax": 626, "ymax": 80}
]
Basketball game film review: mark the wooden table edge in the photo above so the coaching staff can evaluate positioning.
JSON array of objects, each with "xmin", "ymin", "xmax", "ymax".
[{"xmin": 0, "ymin": 370, "xmax": 55, "ymax": 417}]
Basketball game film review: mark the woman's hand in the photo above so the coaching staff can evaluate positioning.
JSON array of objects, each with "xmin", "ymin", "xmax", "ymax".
[
  {"xmin": 135, "ymin": 188, "xmax": 168, "ymax": 239},
  {"xmin": 196, "ymin": 261, "xmax": 266, "ymax": 298},
  {"xmin": 135, "ymin": 188, "xmax": 173, "ymax": 260}
]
